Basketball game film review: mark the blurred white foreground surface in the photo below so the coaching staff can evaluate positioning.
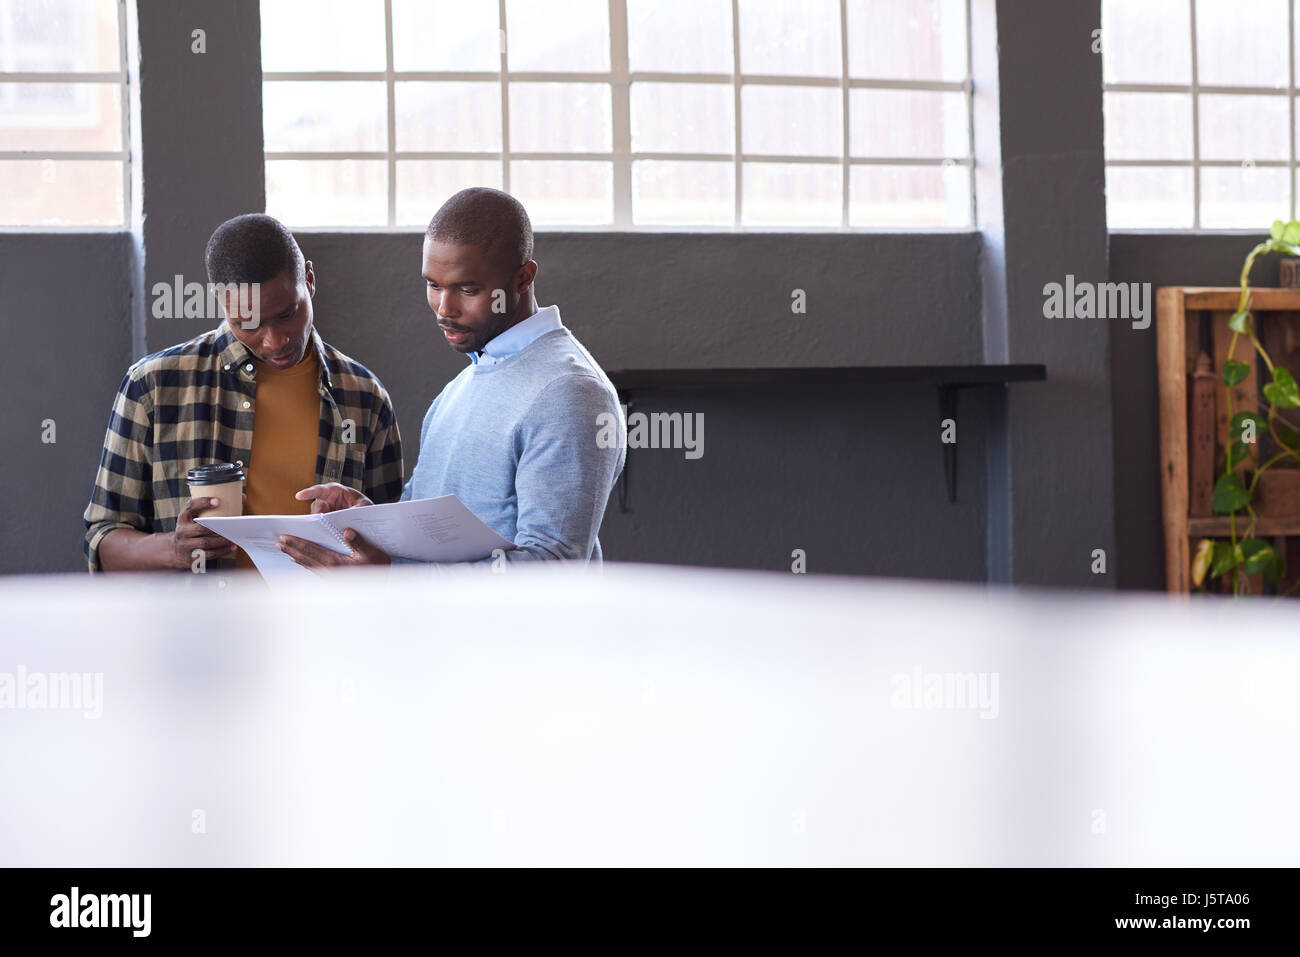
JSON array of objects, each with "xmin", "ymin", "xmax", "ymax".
[{"xmin": 0, "ymin": 563, "xmax": 1296, "ymax": 866}]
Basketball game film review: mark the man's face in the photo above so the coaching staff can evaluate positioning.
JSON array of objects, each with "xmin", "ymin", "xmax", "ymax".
[
  {"xmin": 422, "ymin": 239, "xmax": 532, "ymax": 354},
  {"xmin": 223, "ymin": 263, "xmax": 316, "ymax": 369}
]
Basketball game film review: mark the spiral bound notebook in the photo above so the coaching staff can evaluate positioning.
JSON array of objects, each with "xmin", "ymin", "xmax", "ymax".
[{"xmin": 196, "ymin": 495, "xmax": 514, "ymax": 580}]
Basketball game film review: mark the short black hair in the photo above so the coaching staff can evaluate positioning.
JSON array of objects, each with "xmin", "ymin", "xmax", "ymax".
[
  {"xmin": 204, "ymin": 213, "xmax": 305, "ymax": 287},
  {"xmin": 425, "ymin": 187, "xmax": 533, "ymax": 272}
]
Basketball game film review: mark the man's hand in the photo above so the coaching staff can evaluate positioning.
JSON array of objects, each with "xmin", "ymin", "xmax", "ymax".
[
  {"xmin": 277, "ymin": 528, "xmax": 390, "ymax": 571},
  {"xmin": 172, "ymin": 496, "xmax": 238, "ymax": 569},
  {"xmin": 294, "ymin": 483, "xmax": 374, "ymax": 514}
]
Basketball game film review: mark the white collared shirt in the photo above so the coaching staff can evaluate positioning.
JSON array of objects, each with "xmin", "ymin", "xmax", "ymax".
[{"xmin": 469, "ymin": 304, "xmax": 563, "ymax": 366}]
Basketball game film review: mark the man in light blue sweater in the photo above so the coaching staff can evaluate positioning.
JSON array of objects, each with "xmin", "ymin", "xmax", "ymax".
[{"xmin": 277, "ymin": 188, "xmax": 626, "ymax": 567}]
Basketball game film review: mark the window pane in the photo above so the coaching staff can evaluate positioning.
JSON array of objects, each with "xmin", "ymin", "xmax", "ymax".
[
  {"xmin": 263, "ymin": 81, "xmax": 387, "ymax": 152},
  {"xmin": 509, "ymin": 160, "xmax": 613, "ymax": 225},
  {"xmin": 506, "ymin": 0, "xmax": 609, "ymax": 72},
  {"xmin": 0, "ymin": 0, "xmax": 120, "ymax": 72},
  {"xmin": 395, "ymin": 82, "xmax": 501, "ymax": 151},
  {"xmin": 0, "ymin": 82, "xmax": 121, "ymax": 151},
  {"xmin": 1103, "ymin": 92, "xmax": 1192, "ymax": 161},
  {"xmin": 396, "ymin": 160, "xmax": 503, "ymax": 225},
  {"xmin": 850, "ymin": 163, "xmax": 969, "ymax": 228},
  {"xmin": 1199, "ymin": 94, "xmax": 1288, "ymax": 161},
  {"xmin": 1105, "ymin": 167, "xmax": 1193, "ymax": 229},
  {"xmin": 846, "ymin": 0, "xmax": 967, "ymax": 81},
  {"xmin": 1101, "ymin": 0, "xmax": 1190, "ymax": 85},
  {"xmin": 738, "ymin": 0, "xmax": 841, "ymax": 78},
  {"xmin": 742, "ymin": 86, "xmax": 841, "ymax": 157},
  {"xmin": 632, "ymin": 160, "xmax": 734, "ymax": 225},
  {"xmin": 392, "ymin": 0, "xmax": 500, "ymax": 71},
  {"xmin": 742, "ymin": 162, "xmax": 841, "ymax": 226},
  {"xmin": 849, "ymin": 90, "xmax": 966, "ymax": 158},
  {"xmin": 630, "ymin": 83, "xmax": 732, "ymax": 154},
  {"xmin": 1201, "ymin": 165, "xmax": 1289, "ymax": 229},
  {"xmin": 1196, "ymin": 0, "xmax": 1287, "ymax": 88},
  {"xmin": 260, "ymin": 0, "xmax": 387, "ymax": 71},
  {"xmin": 266, "ymin": 160, "xmax": 387, "ymax": 226},
  {"xmin": 0, "ymin": 159, "xmax": 122, "ymax": 226},
  {"xmin": 626, "ymin": 0, "xmax": 733, "ymax": 73},
  {"xmin": 253, "ymin": 0, "xmax": 978, "ymax": 231},
  {"xmin": 509, "ymin": 83, "xmax": 611, "ymax": 153}
]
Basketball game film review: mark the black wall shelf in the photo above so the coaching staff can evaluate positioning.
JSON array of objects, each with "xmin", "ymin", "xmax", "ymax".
[
  {"xmin": 607, "ymin": 364, "xmax": 1047, "ymax": 510},
  {"xmin": 609, "ymin": 364, "xmax": 1047, "ymax": 393}
]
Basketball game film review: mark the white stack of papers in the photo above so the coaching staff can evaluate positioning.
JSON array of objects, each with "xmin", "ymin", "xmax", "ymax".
[{"xmin": 196, "ymin": 495, "xmax": 513, "ymax": 580}]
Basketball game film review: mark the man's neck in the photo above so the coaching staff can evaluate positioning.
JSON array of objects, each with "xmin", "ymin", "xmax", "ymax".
[
  {"xmin": 478, "ymin": 299, "xmax": 545, "ymax": 360},
  {"xmin": 506, "ymin": 298, "xmax": 540, "ymax": 331},
  {"xmin": 486, "ymin": 299, "xmax": 540, "ymax": 345}
]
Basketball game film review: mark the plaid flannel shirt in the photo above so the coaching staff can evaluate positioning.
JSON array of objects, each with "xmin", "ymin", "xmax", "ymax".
[{"xmin": 83, "ymin": 323, "xmax": 404, "ymax": 572}]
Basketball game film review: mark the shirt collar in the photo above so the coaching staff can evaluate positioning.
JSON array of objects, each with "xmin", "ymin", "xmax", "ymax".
[
  {"xmin": 470, "ymin": 305, "xmax": 563, "ymax": 365},
  {"xmin": 215, "ymin": 322, "xmax": 253, "ymax": 369},
  {"xmin": 216, "ymin": 322, "xmax": 333, "ymax": 390}
]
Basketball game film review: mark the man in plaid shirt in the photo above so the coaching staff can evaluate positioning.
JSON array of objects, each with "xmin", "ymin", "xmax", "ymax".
[{"xmin": 83, "ymin": 214, "xmax": 404, "ymax": 572}]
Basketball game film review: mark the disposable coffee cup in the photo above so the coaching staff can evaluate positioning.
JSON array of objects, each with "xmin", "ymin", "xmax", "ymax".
[{"xmin": 186, "ymin": 463, "xmax": 245, "ymax": 517}]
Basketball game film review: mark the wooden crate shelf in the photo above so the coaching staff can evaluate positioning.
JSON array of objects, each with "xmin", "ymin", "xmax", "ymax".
[
  {"xmin": 1186, "ymin": 517, "xmax": 1300, "ymax": 537},
  {"xmin": 1157, "ymin": 286, "xmax": 1300, "ymax": 594}
]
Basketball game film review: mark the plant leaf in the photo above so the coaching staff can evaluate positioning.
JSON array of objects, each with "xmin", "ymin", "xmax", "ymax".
[
  {"xmin": 1271, "ymin": 219, "xmax": 1286, "ymax": 241},
  {"xmin": 1263, "ymin": 367, "xmax": 1300, "ymax": 409},
  {"xmin": 1192, "ymin": 538, "xmax": 1215, "ymax": 587},
  {"xmin": 1230, "ymin": 411, "xmax": 1266, "ymax": 441},
  {"xmin": 1210, "ymin": 541, "xmax": 1242, "ymax": 577},
  {"xmin": 1279, "ymin": 426, "xmax": 1300, "ymax": 450},
  {"xmin": 1212, "ymin": 472, "xmax": 1252, "ymax": 514},
  {"xmin": 1283, "ymin": 220, "xmax": 1300, "ymax": 245},
  {"xmin": 1228, "ymin": 309, "xmax": 1251, "ymax": 333},
  {"xmin": 1265, "ymin": 551, "xmax": 1286, "ymax": 584},
  {"xmin": 1222, "ymin": 359, "xmax": 1250, "ymax": 386},
  {"xmin": 1240, "ymin": 538, "xmax": 1274, "ymax": 574},
  {"xmin": 1227, "ymin": 441, "xmax": 1251, "ymax": 468}
]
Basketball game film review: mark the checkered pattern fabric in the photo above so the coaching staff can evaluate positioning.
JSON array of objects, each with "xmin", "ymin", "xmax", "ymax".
[{"xmin": 83, "ymin": 323, "xmax": 404, "ymax": 571}]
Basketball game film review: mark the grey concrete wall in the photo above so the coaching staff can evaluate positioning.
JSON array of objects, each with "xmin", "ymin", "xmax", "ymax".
[
  {"xmin": 976, "ymin": 0, "xmax": 1115, "ymax": 589},
  {"xmin": 0, "ymin": 228, "xmax": 988, "ymax": 576},
  {"xmin": 0, "ymin": 234, "xmax": 137, "ymax": 573},
  {"xmin": 1109, "ymin": 233, "xmax": 1280, "ymax": 591},
  {"xmin": 2, "ymin": 0, "xmax": 1114, "ymax": 584},
  {"xmin": 301, "ymin": 230, "xmax": 989, "ymax": 576},
  {"xmin": 2, "ymin": 0, "xmax": 263, "ymax": 575},
  {"xmin": 299, "ymin": 230, "xmax": 986, "ymax": 450},
  {"xmin": 138, "ymin": 0, "xmax": 264, "ymax": 353},
  {"xmin": 597, "ymin": 383, "xmax": 991, "ymax": 578}
]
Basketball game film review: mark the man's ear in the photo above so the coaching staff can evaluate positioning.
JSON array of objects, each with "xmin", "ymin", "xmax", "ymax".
[
  {"xmin": 304, "ymin": 260, "xmax": 316, "ymax": 298},
  {"xmin": 517, "ymin": 259, "xmax": 538, "ymax": 294}
]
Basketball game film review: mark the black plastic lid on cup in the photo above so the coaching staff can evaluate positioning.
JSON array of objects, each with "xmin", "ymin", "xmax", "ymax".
[{"xmin": 186, "ymin": 462, "xmax": 245, "ymax": 485}]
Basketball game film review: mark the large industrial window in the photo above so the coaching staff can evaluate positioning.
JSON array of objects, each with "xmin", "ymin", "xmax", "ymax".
[
  {"xmin": 1103, "ymin": 0, "xmax": 1299, "ymax": 230},
  {"xmin": 261, "ymin": 0, "xmax": 973, "ymax": 230},
  {"xmin": 0, "ymin": 0, "xmax": 129, "ymax": 227}
]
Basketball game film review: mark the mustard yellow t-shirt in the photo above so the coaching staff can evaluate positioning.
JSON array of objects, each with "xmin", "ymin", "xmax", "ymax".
[{"xmin": 235, "ymin": 351, "xmax": 322, "ymax": 570}]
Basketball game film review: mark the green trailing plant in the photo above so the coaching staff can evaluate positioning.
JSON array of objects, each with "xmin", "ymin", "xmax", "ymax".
[{"xmin": 1192, "ymin": 219, "xmax": 1300, "ymax": 596}]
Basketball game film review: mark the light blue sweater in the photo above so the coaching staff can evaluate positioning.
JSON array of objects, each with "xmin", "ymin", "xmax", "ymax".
[{"xmin": 399, "ymin": 324, "xmax": 625, "ymax": 563}]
